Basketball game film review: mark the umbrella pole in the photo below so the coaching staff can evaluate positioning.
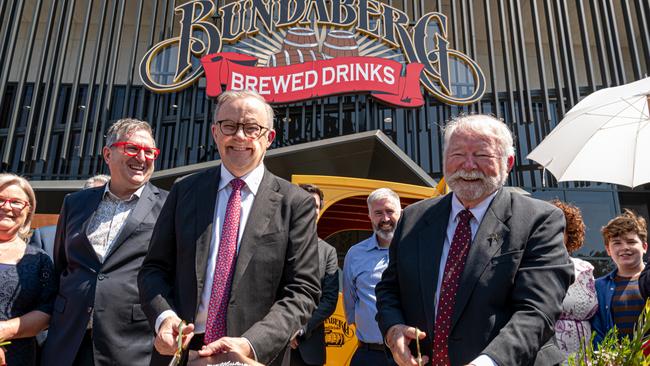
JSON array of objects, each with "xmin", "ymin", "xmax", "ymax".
[{"xmin": 542, "ymin": 167, "xmax": 547, "ymax": 188}]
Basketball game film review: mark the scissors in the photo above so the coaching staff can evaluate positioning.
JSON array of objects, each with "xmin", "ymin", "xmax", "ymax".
[
  {"xmin": 414, "ymin": 328, "xmax": 423, "ymax": 366},
  {"xmin": 168, "ymin": 320, "xmax": 186, "ymax": 366}
]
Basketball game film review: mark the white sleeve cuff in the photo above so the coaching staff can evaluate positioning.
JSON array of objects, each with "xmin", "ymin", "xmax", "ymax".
[
  {"xmin": 155, "ymin": 310, "xmax": 178, "ymax": 334},
  {"xmin": 471, "ymin": 354, "xmax": 499, "ymax": 366},
  {"xmin": 242, "ymin": 337, "xmax": 258, "ymax": 361}
]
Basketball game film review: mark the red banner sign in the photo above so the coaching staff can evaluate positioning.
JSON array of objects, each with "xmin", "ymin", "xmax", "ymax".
[{"xmin": 200, "ymin": 52, "xmax": 425, "ymax": 107}]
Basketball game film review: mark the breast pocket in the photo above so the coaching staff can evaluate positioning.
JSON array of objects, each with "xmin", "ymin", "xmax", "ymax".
[
  {"xmin": 54, "ymin": 294, "xmax": 67, "ymax": 313},
  {"xmin": 259, "ymin": 231, "xmax": 285, "ymax": 246},
  {"xmin": 134, "ymin": 223, "xmax": 155, "ymax": 234},
  {"xmin": 491, "ymin": 249, "xmax": 524, "ymax": 265}
]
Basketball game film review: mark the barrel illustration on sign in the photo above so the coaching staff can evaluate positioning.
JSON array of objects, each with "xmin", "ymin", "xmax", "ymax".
[
  {"xmin": 323, "ymin": 30, "xmax": 359, "ymax": 59},
  {"xmin": 269, "ymin": 28, "xmax": 354, "ymax": 66}
]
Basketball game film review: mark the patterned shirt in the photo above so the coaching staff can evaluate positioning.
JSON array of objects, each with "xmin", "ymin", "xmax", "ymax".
[
  {"xmin": 86, "ymin": 184, "xmax": 144, "ymax": 262},
  {"xmin": 611, "ymin": 274, "xmax": 644, "ymax": 338}
]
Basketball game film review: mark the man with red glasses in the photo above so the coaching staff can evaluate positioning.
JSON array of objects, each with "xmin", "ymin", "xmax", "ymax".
[
  {"xmin": 42, "ymin": 118, "xmax": 168, "ymax": 366},
  {"xmin": 139, "ymin": 90, "xmax": 320, "ymax": 366}
]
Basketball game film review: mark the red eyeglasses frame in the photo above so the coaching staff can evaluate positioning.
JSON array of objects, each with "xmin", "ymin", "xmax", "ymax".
[{"xmin": 110, "ymin": 142, "xmax": 160, "ymax": 160}]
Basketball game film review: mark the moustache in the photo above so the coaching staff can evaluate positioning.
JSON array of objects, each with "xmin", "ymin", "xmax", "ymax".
[
  {"xmin": 376, "ymin": 220, "xmax": 395, "ymax": 230},
  {"xmin": 447, "ymin": 170, "xmax": 487, "ymax": 182}
]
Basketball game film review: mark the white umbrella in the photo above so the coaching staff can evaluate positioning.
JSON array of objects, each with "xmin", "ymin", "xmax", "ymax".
[{"xmin": 527, "ymin": 76, "xmax": 650, "ymax": 188}]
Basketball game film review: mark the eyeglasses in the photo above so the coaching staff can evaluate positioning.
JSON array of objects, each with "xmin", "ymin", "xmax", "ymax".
[
  {"xmin": 110, "ymin": 142, "xmax": 160, "ymax": 160},
  {"xmin": 0, "ymin": 197, "xmax": 29, "ymax": 210},
  {"xmin": 216, "ymin": 120, "xmax": 269, "ymax": 139}
]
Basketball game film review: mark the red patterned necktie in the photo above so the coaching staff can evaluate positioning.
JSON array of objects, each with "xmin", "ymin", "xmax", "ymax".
[
  {"xmin": 432, "ymin": 209, "xmax": 473, "ymax": 365},
  {"xmin": 204, "ymin": 178, "xmax": 245, "ymax": 344}
]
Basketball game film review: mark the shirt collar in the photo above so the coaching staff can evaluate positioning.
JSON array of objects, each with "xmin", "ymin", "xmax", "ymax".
[
  {"xmin": 450, "ymin": 189, "xmax": 499, "ymax": 224},
  {"xmin": 364, "ymin": 233, "xmax": 386, "ymax": 251},
  {"xmin": 104, "ymin": 181, "xmax": 145, "ymax": 201},
  {"xmin": 607, "ymin": 268, "xmax": 619, "ymax": 280},
  {"xmin": 219, "ymin": 163, "xmax": 265, "ymax": 196}
]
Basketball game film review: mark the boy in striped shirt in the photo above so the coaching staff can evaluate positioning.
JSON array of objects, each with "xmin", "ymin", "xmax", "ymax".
[{"xmin": 591, "ymin": 209, "xmax": 648, "ymax": 346}]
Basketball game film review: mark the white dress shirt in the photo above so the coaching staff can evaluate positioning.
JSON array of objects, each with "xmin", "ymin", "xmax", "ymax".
[
  {"xmin": 436, "ymin": 190, "xmax": 499, "ymax": 366},
  {"xmin": 155, "ymin": 164, "xmax": 265, "ymax": 354},
  {"xmin": 193, "ymin": 163, "xmax": 264, "ymax": 333}
]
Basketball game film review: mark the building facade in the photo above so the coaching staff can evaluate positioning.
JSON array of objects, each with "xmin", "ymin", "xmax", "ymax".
[{"xmin": 1, "ymin": 0, "xmax": 649, "ymax": 273}]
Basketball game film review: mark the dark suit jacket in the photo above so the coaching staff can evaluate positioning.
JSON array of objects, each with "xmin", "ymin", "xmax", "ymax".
[
  {"xmin": 41, "ymin": 182, "xmax": 168, "ymax": 366},
  {"xmin": 291, "ymin": 239, "xmax": 339, "ymax": 365},
  {"xmin": 29, "ymin": 225, "xmax": 56, "ymax": 259},
  {"xmin": 375, "ymin": 189, "xmax": 574, "ymax": 366},
  {"xmin": 138, "ymin": 166, "xmax": 321, "ymax": 366}
]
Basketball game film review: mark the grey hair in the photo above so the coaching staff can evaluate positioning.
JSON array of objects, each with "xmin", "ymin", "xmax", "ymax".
[
  {"xmin": 213, "ymin": 90, "xmax": 275, "ymax": 129},
  {"xmin": 442, "ymin": 114, "xmax": 515, "ymax": 159},
  {"xmin": 0, "ymin": 173, "xmax": 36, "ymax": 239},
  {"xmin": 105, "ymin": 118, "xmax": 155, "ymax": 147},
  {"xmin": 367, "ymin": 188, "xmax": 401, "ymax": 213},
  {"xmin": 84, "ymin": 174, "xmax": 110, "ymax": 189}
]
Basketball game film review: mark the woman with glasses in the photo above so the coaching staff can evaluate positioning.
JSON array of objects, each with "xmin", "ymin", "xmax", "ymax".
[{"xmin": 0, "ymin": 173, "xmax": 56, "ymax": 365}]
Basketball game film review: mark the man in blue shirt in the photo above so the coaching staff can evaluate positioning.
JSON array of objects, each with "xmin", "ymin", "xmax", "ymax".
[{"xmin": 343, "ymin": 188, "xmax": 401, "ymax": 366}]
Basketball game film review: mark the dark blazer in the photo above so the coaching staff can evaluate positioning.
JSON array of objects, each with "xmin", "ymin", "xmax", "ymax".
[
  {"xmin": 138, "ymin": 166, "xmax": 321, "ymax": 366},
  {"xmin": 291, "ymin": 239, "xmax": 339, "ymax": 365},
  {"xmin": 375, "ymin": 189, "xmax": 574, "ymax": 366},
  {"xmin": 29, "ymin": 225, "xmax": 56, "ymax": 259},
  {"xmin": 41, "ymin": 182, "xmax": 168, "ymax": 366}
]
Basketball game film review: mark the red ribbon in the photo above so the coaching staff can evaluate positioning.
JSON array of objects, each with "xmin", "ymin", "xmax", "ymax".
[{"xmin": 200, "ymin": 52, "xmax": 425, "ymax": 107}]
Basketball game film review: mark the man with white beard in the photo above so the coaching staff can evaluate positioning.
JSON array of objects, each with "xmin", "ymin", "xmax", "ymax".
[
  {"xmin": 375, "ymin": 114, "xmax": 573, "ymax": 366},
  {"xmin": 343, "ymin": 188, "xmax": 402, "ymax": 366}
]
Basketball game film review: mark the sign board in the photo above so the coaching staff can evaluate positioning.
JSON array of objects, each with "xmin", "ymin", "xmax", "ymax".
[{"xmin": 140, "ymin": 0, "xmax": 486, "ymax": 107}]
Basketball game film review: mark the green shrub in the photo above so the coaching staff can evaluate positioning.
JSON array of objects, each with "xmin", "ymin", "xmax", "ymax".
[{"xmin": 568, "ymin": 301, "xmax": 650, "ymax": 366}]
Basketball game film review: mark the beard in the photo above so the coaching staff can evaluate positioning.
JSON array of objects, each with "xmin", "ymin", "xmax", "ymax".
[
  {"xmin": 373, "ymin": 220, "xmax": 396, "ymax": 243},
  {"xmin": 445, "ymin": 165, "xmax": 507, "ymax": 203}
]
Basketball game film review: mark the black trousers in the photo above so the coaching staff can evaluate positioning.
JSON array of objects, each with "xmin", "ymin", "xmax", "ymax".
[
  {"xmin": 350, "ymin": 346, "xmax": 389, "ymax": 366},
  {"xmin": 72, "ymin": 330, "xmax": 94, "ymax": 366}
]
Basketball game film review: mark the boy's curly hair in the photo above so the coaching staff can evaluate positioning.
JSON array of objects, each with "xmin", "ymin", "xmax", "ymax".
[
  {"xmin": 601, "ymin": 209, "xmax": 648, "ymax": 246},
  {"xmin": 550, "ymin": 200, "xmax": 585, "ymax": 254}
]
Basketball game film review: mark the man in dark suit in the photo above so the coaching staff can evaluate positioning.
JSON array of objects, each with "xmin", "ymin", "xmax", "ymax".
[
  {"xmin": 138, "ymin": 90, "xmax": 321, "ymax": 366},
  {"xmin": 288, "ymin": 184, "xmax": 339, "ymax": 366},
  {"xmin": 375, "ymin": 114, "xmax": 574, "ymax": 366},
  {"xmin": 41, "ymin": 118, "xmax": 168, "ymax": 366}
]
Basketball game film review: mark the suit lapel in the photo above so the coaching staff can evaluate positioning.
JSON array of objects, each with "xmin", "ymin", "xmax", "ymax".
[
  {"xmin": 80, "ymin": 188, "xmax": 105, "ymax": 235},
  {"xmin": 195, "ymin": 167, "xmax": 221, "ymax": 305},
  {"xmin": 79, "ymin": 188, "xmax": 105, "ymax": 264},
  {"xmin": 231, "ymin": 169, "xmax": 281, "ymax": 290},
  {"xmin": 418, "ymin": 194, "xmax": 452, "ymax": 334},
  {"xmin": 104, "ymin": 183, "xmax": 157, "ymax": 260},
  {"xmin": 451, "ymin": 189, "xmax": 511, "ymax": 329}
]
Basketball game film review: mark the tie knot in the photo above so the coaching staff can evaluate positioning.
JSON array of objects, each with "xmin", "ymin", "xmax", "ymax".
[
  {"xmin": 457, "ymin": 209, "xmax": 473, "ymax": 223},
  {"xmin": 230, "ymin": 178, "xmax": 245, "ymax": 191}
]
